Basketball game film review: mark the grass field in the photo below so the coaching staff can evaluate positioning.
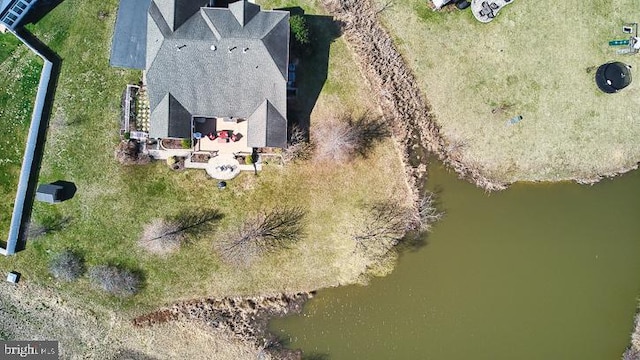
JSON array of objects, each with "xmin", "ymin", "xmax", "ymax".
[
  {"xmin": 0, "ymin": 33, "xmax": 42, "ymax": 241},
  {"xmin": 0, "ymin": 0, "xmax": 412, "ymax": 316},
  {"xmin": 374, "ymin": 0, "xmax": 640, "ymax": 183}
]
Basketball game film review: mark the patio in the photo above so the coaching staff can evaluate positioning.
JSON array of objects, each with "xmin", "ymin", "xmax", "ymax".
[
  {"xmin": 471, "ymin": 0, "xmax": 514, "ymax": 23},
  {"xmin": 193, "ymin": 117, "xmax": 252, "ymax": 154}
]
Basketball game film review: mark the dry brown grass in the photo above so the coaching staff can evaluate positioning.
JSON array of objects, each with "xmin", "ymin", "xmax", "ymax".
[
  {"xmin": 0, "ymin": 282, "xmax": 271, "ymax": 359},
  {"xmin": 374, "ymin": 0, "xmax": 640, "ymax": 183}
]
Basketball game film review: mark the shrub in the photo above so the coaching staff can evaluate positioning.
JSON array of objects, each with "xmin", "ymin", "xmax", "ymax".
[
  {"xmin": 88, "ymin": 265, "xmax": 142, "ymax": 296},
  {"xmin": 290, "ymin": 15, "xmax": 310, "ymax": 46},
  {"xmin": 115, "ymin": 140, "xmax": 150, "ymax": 165},
  {"xmin": 283, "ymin": 125, "xmax": 312, "ymax": 163},
  {"xmin": 180, "ymin": 139, "xmax": 191, "ymax": 149},
  {"xmin": 245, "ymin": 154, "xmax": 253, "ymax": 165},
  {"xmin": 312, "ymin": 113, "xmax": 388, "ymax": 164},
  {"xmin": 49, "ymin": 250, "xmax": 85, "ymax": 282}
]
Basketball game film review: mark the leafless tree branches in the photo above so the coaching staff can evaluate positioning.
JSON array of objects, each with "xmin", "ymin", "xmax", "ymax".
[
  {"xmin": 312, "ymin": 112, "xmax": 389, "ymax": 164},
  {"xmin": 217, "ymin": 207, "xmax": 306, "ymax": 267},
  {"xmin": 139, "ymin": 209, "xmax": 222, "ymax": 255},
  {"xmin": 26, "ymin": 216, "xmax": 72, "ymax": 240},
  {"xmin": 414, "ymin": 192, "xmax": 444, "ymax": 232},
  {"xmin": 49, "ymin": 250, "xmax": 85, "ymax": 282},
  {"xmin": 351, "ymin": 201, "xmax": 412, "ymax": 265},
  {"xmin": 283, "ymin": 125, "xmax": 312, "ymax": 163},
  {"xmin": 88, "ymin": 265, "xmax": 142, "ymax": 297}
]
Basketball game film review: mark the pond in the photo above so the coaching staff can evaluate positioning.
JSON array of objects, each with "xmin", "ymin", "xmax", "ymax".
[{"xmin": 269, "ymin": 161, "xmax": 640, "ymax": 359}]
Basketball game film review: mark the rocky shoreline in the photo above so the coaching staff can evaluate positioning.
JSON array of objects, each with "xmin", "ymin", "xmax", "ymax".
[{"xmin": 132, "ymin": 292, "xmax": 313, "ymax": 358}]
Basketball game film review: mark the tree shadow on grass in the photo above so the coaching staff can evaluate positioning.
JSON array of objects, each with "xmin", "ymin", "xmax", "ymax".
[
  {"xmin": 349, "ymin": 112, "xmax": 390, "ymax": 158},
  {"xmin": 25, "ymin": 214, "xmax": 72, "ymax": 240},
  {"xmin": 278, "ymin": 7, "xmax": 342, "ymax": 142},
  {"xmin": 169, "ymin": 207, "xmax": 224, "ymax": 240}
]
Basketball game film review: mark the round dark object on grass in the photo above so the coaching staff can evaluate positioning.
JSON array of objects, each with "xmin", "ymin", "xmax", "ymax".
[
  {"xmin": 218, "ymin": 181, "xmax": 227, "ymax": 189},
  {"xmin": 595, "ymin": 62, "xmax": 632, "ymax": 93},
  {"xmin": 456, "ymin": 0, "xmax": 470, "ymax": 9}
]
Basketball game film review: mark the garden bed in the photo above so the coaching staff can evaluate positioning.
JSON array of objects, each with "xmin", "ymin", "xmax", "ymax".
[
  {"xmin": 191, "ymin": 152, "xmax": 211, "ymax": 163},
  {"xmin": 161, "ymin": 138, "xmax": 191, "ymax": 150}
]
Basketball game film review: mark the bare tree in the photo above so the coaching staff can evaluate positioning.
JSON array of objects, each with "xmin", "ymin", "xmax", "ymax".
[
  {"xmin": 139, "ymin": 209, "xmax": 222, "ymax": 255},
  {"xmin": 217, "ymin": 207, "xmax": 306, "ymax": 266},
  {"xmin": 312, "ymin": 112, "xmax": 389, "ymax": 163},
  {"xmin": 49, "ymin": 250, "xmax": 85, "ymax": 282},
  {"xmin": 26, "ymin": 216, "xmax": 72, "ymax": 240},
  {"xmin": 352, "ymin": 202, "xmax": 411, "ymax": 261},
  {"xmin": 413, "ymin": 192, "xmax": 444, "ymax": 232},
  {"xmin": 88, "ymin": 265, "xmax": 142, "ymax": 297},
  {"xmin": 283, "ymin": 125, "xmax": 312, "ymax": 163}
]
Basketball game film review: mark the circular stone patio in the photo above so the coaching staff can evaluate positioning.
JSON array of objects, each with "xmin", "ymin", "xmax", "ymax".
[
  {"xmin": 205, "ymin": 154, "xmax": 240, "ymax": 180},
  {"xmin": 471, "ymin": 0, "xmax": 514, "ymax": 23}
]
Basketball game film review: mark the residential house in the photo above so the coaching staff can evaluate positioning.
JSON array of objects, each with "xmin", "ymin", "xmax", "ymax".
[{"xmin": 111, "ymin": 0, "xmax": 290, "ymax": 152}]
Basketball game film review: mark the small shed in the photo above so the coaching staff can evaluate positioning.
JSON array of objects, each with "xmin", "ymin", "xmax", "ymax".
[{"xmin": 35, "ymin": 183, "xmax": 64, "ymax": 204}]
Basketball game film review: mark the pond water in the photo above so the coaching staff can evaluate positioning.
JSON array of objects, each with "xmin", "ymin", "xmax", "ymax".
[{"xmin": 270, "ymin": 162, "xmax": 640, "ymax": 359}]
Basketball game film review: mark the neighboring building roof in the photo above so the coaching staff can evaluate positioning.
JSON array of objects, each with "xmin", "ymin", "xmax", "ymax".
[
  {"xmin": 145, "ymin": 0, "xmax": 289, "ymax": 147},
  {"xmin": 0, "ymin": 0, "xmax": 12, "ymax": 11},
  {"xmin": 110, "ymin": 0, "xmax": 152, "ymax": 69},
  {"xmin": 0, "ymin": 0, "xmax": 39, "ymax": 29}
]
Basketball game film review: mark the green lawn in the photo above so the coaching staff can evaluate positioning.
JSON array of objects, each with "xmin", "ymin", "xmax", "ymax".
[
  {"xmin": 0, "ymin": 0, "xmax": 412, "ymax": 313},
  {"xmin": 374, "ymin": 0, "xmax": 640, "ymax": 183},
  {"xmin": 0, "ymin": 33, "xmax": 42, "ymax": 241}
]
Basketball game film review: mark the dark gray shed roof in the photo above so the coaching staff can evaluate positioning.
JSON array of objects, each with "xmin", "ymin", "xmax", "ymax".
[
  {"xmin": 35, "ymin": 184, "xmax": 63, "ymax": 204},
  {"xmin": 146, "ymin": 0, "xmax": 289, "ymax": 146},
  {"xmin": 110, "ymin": 0, "xmax": 152, "ymax": 69}
]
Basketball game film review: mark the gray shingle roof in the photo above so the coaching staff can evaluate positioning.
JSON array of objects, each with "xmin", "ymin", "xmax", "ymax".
[
  {"xmin": 247, "ymin": 99, "xmax": 287, "ymax": 148},
  {"xmin": 146, "ymin": 0, "xmax": 289, "ymax": 146},
  {"xmin": 228, "ymin": 0, "xmax": 260, "ymax": 27},
  {"xmin": 149, "ymin": 93, "xmax": 193, "ymax": 138}
]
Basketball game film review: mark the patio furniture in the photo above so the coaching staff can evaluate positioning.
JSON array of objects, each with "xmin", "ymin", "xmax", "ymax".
[
  {"xmin": 217, "ymin": 137, "xmax": 229, "ymax": 143},
  {"xmin": 471, "ymin": 0, "xmax": 516, "ymax": 23}
]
